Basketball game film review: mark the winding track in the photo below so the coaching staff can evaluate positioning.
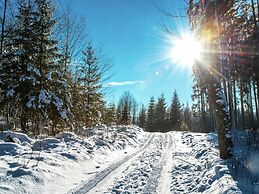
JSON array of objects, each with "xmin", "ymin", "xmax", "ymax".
[{"xmin": 68, "ymin": 132, "xmax": 175, "ymax": 194}]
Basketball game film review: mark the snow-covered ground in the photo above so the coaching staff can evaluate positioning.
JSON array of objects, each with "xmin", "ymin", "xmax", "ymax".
[
  {"xmin": 0, "ymin": 126, "xmax": 254, "ymax": 194},
  {"xmin": 0, "ymin": 126, "xmax": 147, "ymax": 194}
]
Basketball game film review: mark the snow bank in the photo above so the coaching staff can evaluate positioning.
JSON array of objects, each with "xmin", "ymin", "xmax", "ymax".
[
  {"xmin": 0, "ymin": 125, "xmax": 146, "ymax": 194},
  {"xmin": 170, "ymin": 131, "xmax": 242, "ymax": 194},
  {"xmin": 231, "ymin": 129, "xmax": 259, "ymax": 193},
  {"xmin": 0, "ymin": 130, "xmax": 34, "ymax": 144}
]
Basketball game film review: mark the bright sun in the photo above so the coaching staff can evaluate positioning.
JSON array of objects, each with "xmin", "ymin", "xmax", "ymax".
[{"xmin": 170, "ymin": 33, "xmax": 203, "ymax": 68}]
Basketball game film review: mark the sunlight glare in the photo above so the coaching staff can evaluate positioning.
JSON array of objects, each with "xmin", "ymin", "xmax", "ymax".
[{"xmin": 170, "ymin": 33, "xmax": 203, "ymax": 68}]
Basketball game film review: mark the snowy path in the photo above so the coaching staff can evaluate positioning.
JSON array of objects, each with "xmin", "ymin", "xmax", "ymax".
[
  {"xmin": 1, "ymin": 128, "xmax": 242, "ymax": 194},
  {"xmin": 66, "ymin": 131, "xmax": 241, "ymax": 194},
  {"xmin": 156, "ymin": 133, "xmax": 174, "ymax": 194},
  {"xmin": 69, "ymin": 133, "xmax": 155, "ymax": 194},
  {"xmin": 69, "ymin": 133, "xmax": 175, "ymax": 194}
]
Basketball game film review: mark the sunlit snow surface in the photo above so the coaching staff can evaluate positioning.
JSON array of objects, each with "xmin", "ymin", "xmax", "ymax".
[{"xmin": 0, "ymin": 126, "xmax": 256, "ymax": 194}]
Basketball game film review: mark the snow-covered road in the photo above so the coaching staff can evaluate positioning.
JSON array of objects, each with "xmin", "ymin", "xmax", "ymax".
[
  {"xmin": 69, "ymin": 131, "xmax": 241, "ymax": 194},
  {"xmin": 0, "ymin": 127, "xmax": 243, "ymax": 194},
  {"xmin": 70, "ymin": 133, "xmax": 175, "ymax": 194}
]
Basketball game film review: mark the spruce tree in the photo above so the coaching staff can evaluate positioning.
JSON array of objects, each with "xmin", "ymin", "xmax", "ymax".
[
  {"xmin": 77, "ymin": 42, "xmax": 104, "ymax": 127},
  {"xmin": 0, "ymin": 1, "xmax": 35, "ymax": 132},
  {"xmin": 120, "ymin": 103, "xmax": 130, "ymax": 125},
  {"xmin": 169, "ymin": 90, "xmax": 182, "ymax": 131},
  {"xmin": 32, "ymin": 0, "xmax": 72, "ymax": 133},
  {"xmin": 138, "ymin": 105, "xmax": 147, "ymax": 129},
  {"xmin": 0, "ymin": 0, "xmax": 71, "ymax": 134},
  {"xmin": 103, "ymin": 103, "xmax": 117, "ymax": 125},
  {"xmin": 154, "ymin": 94, "xmax": 167, "ymax": 132},
  {"xmin": 147, "ymin": 97, "xmax": 155, "ymax": 132}
]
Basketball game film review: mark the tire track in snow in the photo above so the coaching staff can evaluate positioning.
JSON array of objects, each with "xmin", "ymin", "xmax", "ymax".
[
  {"xmin": 68, "ymin": 134, "xmax": 155, "ymax": 194},
  {"xmin": 106, "ymin": 134, "xmax": 167, "ymax": 194},
  {"xmin": 155, "ymin": 132, "xmax": 174, "ymax": 194}
]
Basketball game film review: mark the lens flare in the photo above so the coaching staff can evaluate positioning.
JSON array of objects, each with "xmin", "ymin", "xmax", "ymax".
[{"xmin": 170, "ymin": 33, "xmax": 203, "ymax": 68}]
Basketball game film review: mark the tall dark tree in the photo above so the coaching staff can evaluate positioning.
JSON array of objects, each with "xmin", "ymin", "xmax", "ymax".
[
  {"xmin": 183, "ymin": 102, "xmax": 191, "ymax": 131},
  {"xmin": 77, "ymin": 42, "xmax": 104, "ymax": 126},
  {"xmin": 154, "ymin": 94, "xmax": 167, "ymax": 132},
  {"xmin": 169, "ymin": 90, "xmax": 182, "ymax": 131},
  {"xmin": 138, "ymin": 105, "xmax": 147, "ymax": 129},
  {"xmin": 103, "ymin": 103, "xmax": 117, "ymax": 125},
  {"xmin": 117, "ymin": 91, "xmax": 136, "ymax": 125},
  {"xmin": 188, "ymin": 0, "xmax": 233, "ymax": 159},
  {"xmin": 147, "ymin": 97, "xmax": 156, "ymax": 132},
  {"xmin": 0, "ymin": 0, "xmax": 71, "ymax": 134}
]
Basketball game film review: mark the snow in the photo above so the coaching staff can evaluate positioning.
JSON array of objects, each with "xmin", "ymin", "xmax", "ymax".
[
  {"xmin": 0, "ymin": 125, "xmax": 146, "ymax": 194},
  {"xmin": 26, "ymin": 96, "xmax": 36, "ymax": 108},
  {"xmin": 0, "ymin": 126, "xmax": 255, "ymax": 193},
  {"xmin": 6, "ymin": 88, "xmax": 14, "ymax": 97},
  {"xmin": 45, "ymin": 72, "xmax": 52, "ymax": 80},
  {"xmin": 27, "ymin": 65, "xmax": 40, "ymax": 76}
]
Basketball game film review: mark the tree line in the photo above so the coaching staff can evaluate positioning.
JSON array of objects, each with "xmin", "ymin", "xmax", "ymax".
[{"xmin": 103, "ymin": 91, "xmax": 194, "ymax": 133}]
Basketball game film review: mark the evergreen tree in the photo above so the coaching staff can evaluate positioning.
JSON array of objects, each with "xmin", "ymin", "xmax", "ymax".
[
  {"xmin": 169, "ymin": 90, "xmax": 182, "ymax": 131},
  {"xmin": 77, "ymin": 42, "xmax": 104, "ymax": 127},
  {"xmin": 103, "ymin": 103, "xmax": 117, "ymax": 125},
  {"xmin": 0, "ymin": 0, "xmax": 71, "ymax": 134},
  {"xmin": 137, "ymin": 105, "xmax": 147, "ymax": 129},
  {"xmin": 121, "ymin": 102, "xmax": 130, "ymax": 125},
  {"xmin": 147, "ymin": 97, "xmax": 155, "ymax": 132},
  {"xmin": 154, "ymin": 94, "xmax": 167, "ymax": 132},
  {"xmin": 116, "ymin": 91, "xmax": 136, "ymax": 125}
]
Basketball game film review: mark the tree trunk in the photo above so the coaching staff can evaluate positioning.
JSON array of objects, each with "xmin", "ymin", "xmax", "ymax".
[
  {"xmin": 20, "ymin": 114, "xmax": 27, "ymax": 132},
  {"xmin": 240, "ymin": 81, "xmax": 245, "ymax": 127},
  {"xmin": 206, "ymin": 46, "xmax": 232, "ymax": 159},
  {"xmin": 233, "ymin": 79, "xmax": 238, "ymax": 128},
  {"xmin": 253, "ymin": 79, "xmax": 258, "ymax": 126},
  {"xmin": 208, "ymin": 81, "xmax": 232, "ymax": 159},
  {"xmin": 201, "ymin": 91, "xmax": 206, "ymax": 131},
  {"xmin": 248, "ymin": 81, "xmax": 254, "ymax": 128},
  {"xmin": 251, "ymin": 0, "xmax": 257, "ymax": 26},
  {"xmin": 0, "ymin": 0, "xmax": 7, "ymax": 54}
]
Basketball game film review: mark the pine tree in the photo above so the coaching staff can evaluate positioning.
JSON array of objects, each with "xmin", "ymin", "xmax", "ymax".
[
  {"xmin": 77, "ymin": 42, "xmax": 104, "ymax": 127},
  {"xmin": 188, "ymin": 0, "xmax": 233, "ymax": 159},
  {"xmin": 116, "ymin": 91, "xmax": 136, "ymax": 125},
  {"xmin": 32, "ymin": 0, "xmax": 72, "ymax": 133},
  {"xmin": 0, "ymin": 0, "xmax": 71, "ymax": 134},
  {"xmin": 103, "ymin": 103, "xmax": 117, "ymax": 125},
  {"xmin": 147, "ymin": 97, "xmax": 156, "ymax": 132},
  {"xmin": 121, "ymin": 102, "xmax": 130, "ymax": 125},
  {"xmin": 169, "ymin": 90, "xmax": 182, "ymax": 131},
  {"xmin": 138, "ymin": 105, "xmax": 147, "ymax": 129},
  {"xmin": 154, "ymin": 94, "xmax": 167, "ymax": 132}
]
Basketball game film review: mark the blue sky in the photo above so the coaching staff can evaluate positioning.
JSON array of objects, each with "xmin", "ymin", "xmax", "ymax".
[{"xmin": 58, "ymin": 0, "xmax": 192, "ymax": 106}]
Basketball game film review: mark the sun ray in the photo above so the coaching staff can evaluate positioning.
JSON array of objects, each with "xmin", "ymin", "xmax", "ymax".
[{"xmin": 169, "ymin": 33, "xmax": 204, "ymax": 70}]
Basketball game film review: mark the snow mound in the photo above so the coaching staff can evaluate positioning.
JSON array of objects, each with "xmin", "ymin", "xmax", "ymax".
[
  {"xmin": 0, "ymin": 143, "xmax": 21, "ymax": 156},
  {"xmin": 55, "ymin": 131, "xmax": 81, "ymax": 142},
  {"xmin": 0, "ymin": 130, "xmax": 34, "ymax": 144},
  {"xmin": 170, "ymin": 132, "xmax": 242, "ymax": 194},
  {"xmin": 0, "ymin": 125, "xmax": 145, "ymax": 194},
  {"xmin": 32, "ymin": 138, "xmax": 61, "ymax": 151}
]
